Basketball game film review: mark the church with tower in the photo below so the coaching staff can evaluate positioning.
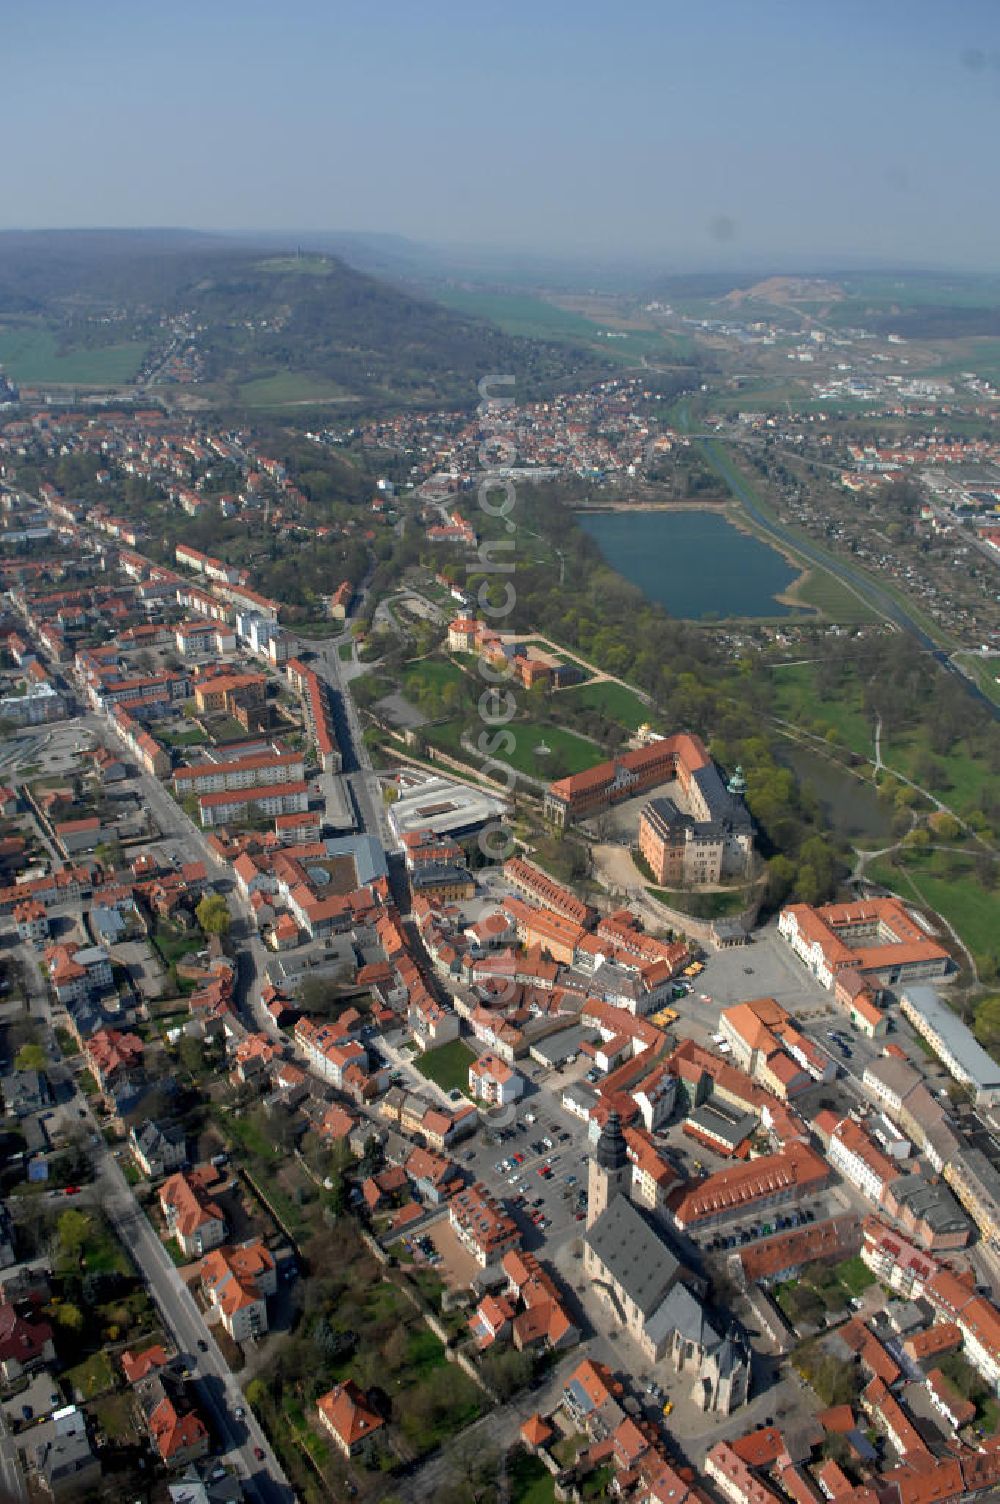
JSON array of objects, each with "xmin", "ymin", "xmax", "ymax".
[{"xmin": 584, "ymin": 1110, "xmax": 751, "ymax": 1416}]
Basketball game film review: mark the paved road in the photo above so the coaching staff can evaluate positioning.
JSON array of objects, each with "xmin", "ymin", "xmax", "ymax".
[
  {"xmin": 91, "ymin": 1137, "xmax": 294, "ymax": 1503},
  {"xmin": 301, "ymin": 637, "xmax": 397, "ymax": 850}
]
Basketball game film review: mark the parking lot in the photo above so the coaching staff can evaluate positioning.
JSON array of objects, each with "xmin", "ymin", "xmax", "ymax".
[{"xmin": 458, "ymin": 1083, "xmax": 594, "ymax": 1253}]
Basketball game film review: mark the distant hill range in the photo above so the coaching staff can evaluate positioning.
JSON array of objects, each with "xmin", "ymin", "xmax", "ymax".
[{"xmin": 0, "ymin": 228, "xmax": 608, "ymax": 409}]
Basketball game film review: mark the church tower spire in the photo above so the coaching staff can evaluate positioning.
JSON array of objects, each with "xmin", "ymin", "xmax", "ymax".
[{"xmin": 587, "ymin": 1108, "xmax": 629, "ymax": 1228}]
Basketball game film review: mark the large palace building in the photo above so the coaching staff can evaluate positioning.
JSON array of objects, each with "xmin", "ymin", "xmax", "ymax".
[{"xmin": 544, "ymin": 732, "xmax": 753, "ymax": 884}]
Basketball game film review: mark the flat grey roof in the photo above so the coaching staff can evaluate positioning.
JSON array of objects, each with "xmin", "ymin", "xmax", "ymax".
[
  {"xmin": 323, "ymin": 833, "xmax": 387, "ymax": 887},
  {"xmin": 530, "ymin": 1025, "xmax": 598, "ymax": 1066},
  {"xmin": 902, "ymin": 985, "xmax": 1000, "ymax": 1095},
  {"xmin": 388, "ymin": 770, "xmax": 507, "ymax": 839}
]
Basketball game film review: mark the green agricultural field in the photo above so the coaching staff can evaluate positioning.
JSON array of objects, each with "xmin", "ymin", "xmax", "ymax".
[
  {"xmin": 415, "ymin": 1038, "xmax": 476, "ymax": 1094},
  {"xmin": 236, "ymin": 371, "xmax": 351, "ymax": 406},
  {"xmin": 0, "ymin": 327, "xmax": 148, "ymax": 384},
  {"xmin": 558, "ymin": 678, "xmax": 650, "ymax": 730},
  {"xmin": 432, "ymin": 288, "xmax": 686, "ymax": 366},
  {"xmin": 433, "ymin": 289, "xmax": 606, "ymax": 342}
]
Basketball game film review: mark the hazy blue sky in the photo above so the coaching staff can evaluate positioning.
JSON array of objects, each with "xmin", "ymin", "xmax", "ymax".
[{"xmin": 6, "ymin": 0, "xmax": 1000, "ymax": 269}]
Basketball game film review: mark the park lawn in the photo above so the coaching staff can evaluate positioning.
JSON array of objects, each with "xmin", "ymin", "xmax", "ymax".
[
  {"xmin": 882, "ymin": 730, "xmax": 993, "ymax": 818},
  {"xmin": 866, "ymin": 852, "xmax": 1000, "ymax": 971},
  {"xmin": 768, "ymin": 663, "xmax": 874, "ymax": 758},
  {"xmin": 64, "ymin": 1349, "xmax": 116, "ymax": 1400},
  {"xmin": 0, "ymin": 327, "xmax": 148, "ymax": 384},
  {"xmin": 770, "ymin": 660, "xmax": 996, "ymax": 819},
  {"xmin": 337, "ymin": 641, "xmax": 354, "ymax": 661},
  {"xmin": 509, "ymin": 1448, "xmax": 557, "ymax": 1504},
  {"xmin": 952, "ymin": 653, "xmax": 1000, "ymax": 710},
  {"xmin": 424, "ymin": 715, "xmax": 606, "ymax": 783},
  {"xmin": 415, "ymin": 1039, "xmax": 475, "ymax": 1094},
  {"xmin": 499, "ymin": 720, "xmax": 606, "ymax": 779},
  {"xmin": 401, "ymin": 657, "xmax": 469, "ymax": 697},
  {"xmin": 787, "ymin": 568, "xmax": 879, "ymax": 625},
  {"xmin": 558, "ymin": 678, "xmax": 650, "ymax": 730},
  {"xmin": 236, "ymin": 371, "xmax": 350, "ymax": 406}
]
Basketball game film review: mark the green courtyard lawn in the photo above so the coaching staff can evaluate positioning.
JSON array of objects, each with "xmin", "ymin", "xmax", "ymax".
[
  {"xmin": 833, "ymin": 1255, "xmax": 875, "ymax": 1298},
  {"xmin": 54, "ymin": 1026, "xmax": 79, "ymax": 1058},
  {"xmin": 90, "ymin": 1391, "xmax": 141, "ymax": 1445},
  {"xmin": 153, "ymin": 919, "xmax": 201, "ymax": 968},
  {"xmin": 160, "ymin": 726, "xmax": 208, "ymax": 747},
  {"xmin": 415, "ymin": 1039, "xmax": 475, "ymax": 1095},
  {"xmin": 557, "ymin": 678, "xmax": 650, "ymax": 730}
]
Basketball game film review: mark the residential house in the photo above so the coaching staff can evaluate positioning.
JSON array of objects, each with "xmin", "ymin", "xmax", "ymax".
[
  {"xmin": 199, "ymin": 1241, "xmax": 276, "ymax": 1343},
  {"xmin": 159, "ymin": 1168, "xmax": 227, "ymax": 1258},
  {"xmin": 130, "ymin": 1120, "xmax": 187, "ymax": 1179},
  {"xmin": 316, "ymin": 1381, "xmax": 384, "ymax": 1460},
  {"xmin": 137, "ymin": 1373, "xmax": 210, "ymax": 1470},
  {"xmin": 0, "ymin": 1300, "xmax": 55, "ymax": 1383}
]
